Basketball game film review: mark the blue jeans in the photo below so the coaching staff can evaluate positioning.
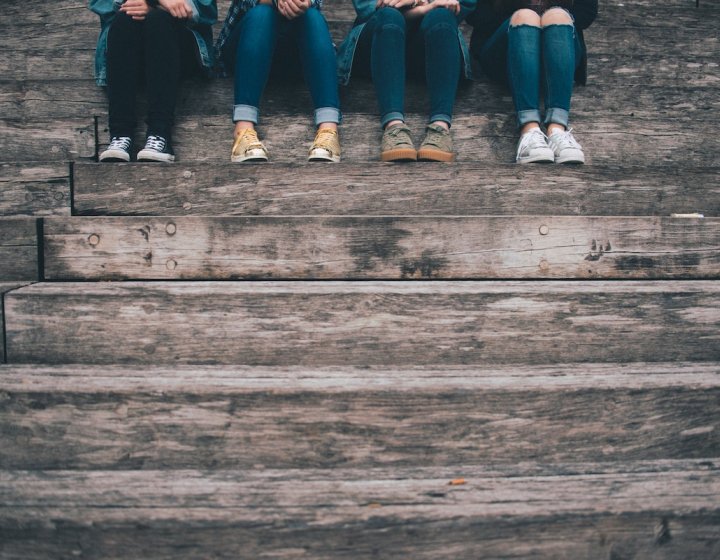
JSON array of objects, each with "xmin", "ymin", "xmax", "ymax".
[
  {"xmin": 354, "ymin": 7, "xmax": 461, "ymax": 128},
  {"xmin": 224, "ymin": 5, "xmax": 341, "ymax": 126},
  {"xmin": 478, "ymin": 16, "xmax": 582, "ymax": 129}
]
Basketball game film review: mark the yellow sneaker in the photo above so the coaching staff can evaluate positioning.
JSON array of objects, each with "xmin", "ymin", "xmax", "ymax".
[
  {"xmin": 308, "ymin": 128, "xmax": 341, "ymax": 163},
  {"xmin": 231, "ymin": 128, "xmax": 268, "ymax": 163}
]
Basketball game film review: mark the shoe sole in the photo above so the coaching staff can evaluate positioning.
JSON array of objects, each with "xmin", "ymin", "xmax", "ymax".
[
  {"xmin": 381, "ymin": 148, "xmax": 417, "ymax": 162},
  {"xmin": 417, "ymin": 148, "xmax": 455, "ymax": 162},
  {"xmin": 137, "ymin": 150, "xmax": 175, "ymax": 163},
  {"xmin": 555, "ymin": 152, "xmax": 586, "ymax": 164},
  {"xmin": 99, "ymin": 149, "xmax": 130, "ymax": 163},
  {"xmin": 308, "ymin": 148, "xmax": 340, "ymax": 163},
  {"xmin": 231, "ymin": 154, "xmax": 269, "ymax": 163},
  {"xmin": 308, "ymin": 155, "xmax": 341, "ymax": 163},
  {"xmin": 516, "ymin": 154, "xmax": 555, "ymax": 164}
]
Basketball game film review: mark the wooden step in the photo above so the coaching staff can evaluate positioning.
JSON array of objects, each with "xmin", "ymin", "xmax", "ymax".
[
  {"xmin": 92, "ymin": 113, "xmax": 720, "ymax": 166},
  {"xmin": 0, "ymin": 163, "xmax": 70, "ymax": 217},
  {"xmin": 42, "ymin": 215, "xmax": 719, "ymax": 280},
  {"xmin": 5, "ymin": 281, "xmax": 719, "ymax": 365},
  {"xmin": 1, "ymin": 461, "xmax": 718, "ymax": 559},
  {"xmin": 1, "ymin": 362, "xmax": 718, "ymax": 470},
  {"xmin": 0, "ymin": 218, "xmax": 38, "ymax": 281},
  {"xmin": 72, "ymin": 162, "xmax": 719, "ymax": 217}
]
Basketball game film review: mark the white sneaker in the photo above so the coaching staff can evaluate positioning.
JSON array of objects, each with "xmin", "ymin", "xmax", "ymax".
[
  {"xmin": 548, "ymin": 128, "xmax": 585, "ymax": 164},
  {"xmin": 99, "ymin": 136, "xmax": 132, "ymax": 162},
  {"xmin": 516, "ymin": 128, "xmax": 554, "ymax": 164}
]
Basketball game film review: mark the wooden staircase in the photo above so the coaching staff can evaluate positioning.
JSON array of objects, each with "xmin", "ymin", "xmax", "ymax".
[{"xmin": 1, "ymin": 0, "xmax": 719, "ymax": 557}]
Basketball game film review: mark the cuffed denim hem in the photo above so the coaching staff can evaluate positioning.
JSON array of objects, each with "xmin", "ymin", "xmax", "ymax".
[
  {"xmin": 544, "ymin": 108, "xmax": 570, "ymax": 128},
  {"xmin": 314, "ymin": 107, "xmax": 342, "ymax": 126},
  {"xmin": 233, "ymin": 104, "xmax": 259, "ymax": 124},
  {"xmin": 517, "ymin": 109, "xmax": 542, "ymax": 128},
  {"xmin": 381, "ymin": 111, "xmax": 405, "ymax": 129},
  {"xmin": 429, "ymin": 113, "xmax": 452, "ymax": 126}
]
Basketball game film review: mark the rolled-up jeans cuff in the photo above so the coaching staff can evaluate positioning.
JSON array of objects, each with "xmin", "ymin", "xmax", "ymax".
[
  {"xmin": 381, "ymin": 111, "xmax": 405, "ymax": 129},
  {"xmin": 517, "ymin": 109, "xmax": 542, "ymax": 129},
  {"xmin": 429, "ymin": 113, "xmax": 452, "ymax": 126},
  {"xmin": 314, "ymin": 107, "xmax": 342, "ymax": 126},
  {"xmin": 544, "ymin": 108, "xmax": 570, "ymax": 128},
  {"xmin": 233, "ymin": 104, "xmax": 259, "ymax": 124}
]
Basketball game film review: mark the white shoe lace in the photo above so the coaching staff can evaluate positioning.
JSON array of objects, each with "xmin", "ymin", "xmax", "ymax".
[
  {"xmin": 550, "ymin": 128, "xmax": 582, "ymax": 151},
  {"xmin": 517, "ymin": 128, "xmax": 549, "ymax": 158},
  {"xmin": 143, "ymin": 135, "xmax": 166, "ymax": 152},
  {"xmin": 108, "ymin": 137, "xmax": 132, "ymax": 151}
]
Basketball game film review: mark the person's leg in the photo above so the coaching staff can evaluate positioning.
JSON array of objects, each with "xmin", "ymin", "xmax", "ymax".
[
  {"xmin": 360, "ymin": 7, "xmax": 407, "ymax": 129},
  {"xmin": 414, "ymin": 7, "xmax": 460, "ymax": 161},
  {"xmin": 507, "ymin": 9, "xmax": 543, "ymax": 133},
  {"xmin": 143, "ymin": 8, "xmax": 183, "ymax": 142},
  {"xmin": 507, "ymin": 9, "xmax": 554, "ymax": 163},
  {"xmin": 355, "ymin": 7, "xmax": 414, "ymax": 161},
  {"xmin": 105, "ymin": 11, "xmax": 142, "ymax": 140},
  {"xmin": 230, "ymin": 4, "xmax": 279, "ymax": 162},
  {"xmin": 419, "ymin": 7, "xmax": 460, "ymax": 128},
  {"xmin": 292, "ymin": 7, "xmax": 341, "ymax": 161},
  {"xmin": 294, "ymin": 7, "xmax": 341, "ymax": 128},
  {"xmin": 137, "ymin": 8, "xmax": 189, "ymax": 161},
  {"xmin": 232, "ymin": 4, "xmax": 278, "ymax": 130},
  {"xmin": 542, "ymin": 7, "xmax": 584, "ymax": 163},
  {"xmin": 541, "ymin": 7, "xmax": 576, "ymax": 134}
]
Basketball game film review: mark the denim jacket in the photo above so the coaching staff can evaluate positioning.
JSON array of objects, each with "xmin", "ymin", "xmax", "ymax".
[
  {"xmin": 89, "ymin": 0, "xmax": 218, "ymax": 86},
  {"xmin": 337, "ymin": 0, "xmax": 477, "ymax": 85}
]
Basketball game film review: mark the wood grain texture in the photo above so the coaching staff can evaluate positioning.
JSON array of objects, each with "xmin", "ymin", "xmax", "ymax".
[
  {"xmin": 1, "ymin": 363, "xmax": 718, "ymax": 470},
  {"xmin": 72, "ymin": 162, "xmax": 720, "ymax": 217},
  {"xmin": 0, "ymin": 218, "xmax": 38, "ymax": 281},
  {"xmin": 42, "ymin": 216, "xmax": 720, "ymax": 280},
  {"xmin": 5, "ymin": 79, "xmax": 718, "ymax": 122},
  {"xmin": 0, "ymin": 120, "xmax": 95, "ymax": 162},
  {"xmin": 0, "ymin": 163, "xmax": 70, "ymax": 217},
  {"xmin": 93, "ymin": 113, "xmax": 720, "ymax": 165},
  {"xmin": 5, "ymin": 281, "xmax": 720, "ymax": 365},
  {"xmin": 0, "ymin": 283, "xmax": 31, "ymax": 364},
  {"xmin": 0, "ymin": 462, "xmax": 718, "ymax": 559}
]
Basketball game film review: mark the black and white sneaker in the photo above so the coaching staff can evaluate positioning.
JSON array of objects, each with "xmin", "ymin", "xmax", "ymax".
[
  {"xmin": 99, "ymin": 136, "xmax": 132, "ymax": 162},
  {"xmin": 137, "ymin": 135, "xmax": 175, "ymax": 162}
]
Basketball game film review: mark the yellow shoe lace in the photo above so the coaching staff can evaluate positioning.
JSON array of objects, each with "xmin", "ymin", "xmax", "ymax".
[
  {"xmin": 312, "ymin": 128, "xmax": 339, "ymax": 155},
  {"xmin": 233, "ymin": 128, "xmax": 264, "ymax": 154}
]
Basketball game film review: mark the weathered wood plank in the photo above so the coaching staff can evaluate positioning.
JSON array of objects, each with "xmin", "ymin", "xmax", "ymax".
[
  {"xmin": 43, "ymin": 216, "xmax": 720, "ymax": 280},
  {"xmin": 4, "ymin": 48, "xmax": 717, "ymax": 89},
  {"xmin": 0, "ymin": 163, "xmax": 70, "ymax": 217},
  {"xmin": 0, "ymin": 283, "xmax": 30, "ymax": 364},
  {"xmin": 0, "ymin": 218, "xmax": 38, "ymax": 281},
  {"xmin": 1, "ymin": 363, "xmax": 718, "ymax": 470},
  {"xmin": 93, "ymin": 113, "xmax": 720, "ymax": 165},
  {"xmin": 1, "ymin": 463, "xmax": 718, "ymax": 559},
  {"xmin": 72, "ymin": 162, "xmax": 720, "ymax": 217},
  {"xmin": 5, "ymin": 281, "xmax": 720, "ymax": 365},
  {"xmin": 3, "ymin": 79, "xmax": 718, "ymax": 122},
  {"xmin": 0, "ymin": 120, "xmax": 95, "ymax": 162}
]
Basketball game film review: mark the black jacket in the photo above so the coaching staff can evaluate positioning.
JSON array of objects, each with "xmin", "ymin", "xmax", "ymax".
[{"xmin": 466, "ymin": 0, "xmax": 598, "ymax": 84}]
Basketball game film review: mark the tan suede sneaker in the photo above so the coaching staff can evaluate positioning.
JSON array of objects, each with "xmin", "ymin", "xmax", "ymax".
[
  {"xmin": 418, "ymin": 123, "xmax": 454, "ymax": 162},
  {"xmin": 308, "ymin": 128, "xmax": 341, "ymax": 163},
  {"xmin": 231, "ymin": 128, "xmax": 268, "ymax": 163},
  {"xmin": 381, "ymin": 123, "xmax": 417, "ymax": 162}
]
